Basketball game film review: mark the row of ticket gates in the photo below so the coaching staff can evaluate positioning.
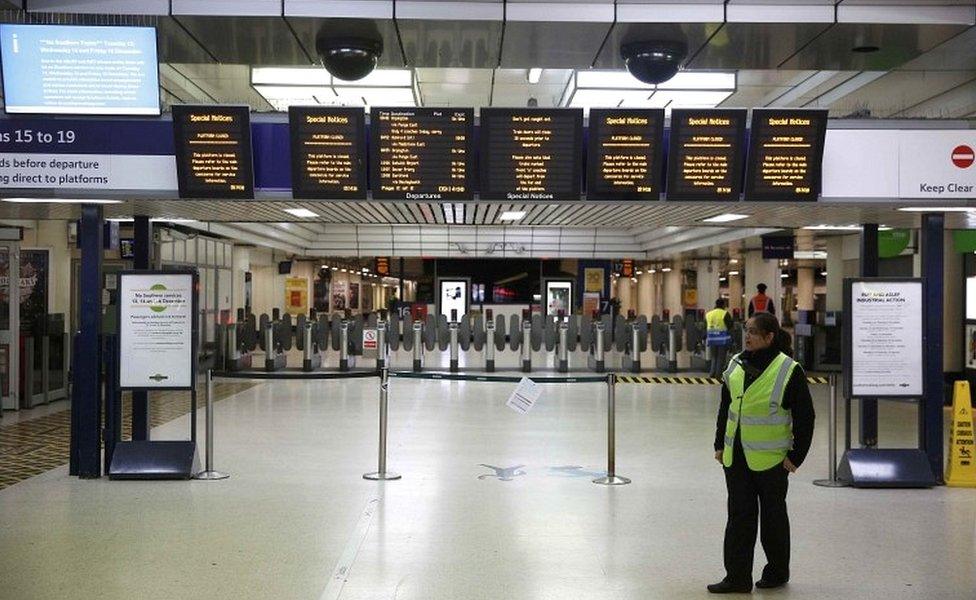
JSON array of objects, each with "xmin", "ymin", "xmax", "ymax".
[{"xmin": 214, "ymin": 308, "xmax": 749, "ymax": 375}]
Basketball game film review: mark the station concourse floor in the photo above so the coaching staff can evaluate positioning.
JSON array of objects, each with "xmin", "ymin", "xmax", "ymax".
[{"xmin": 0, "ymin": 375, "xmax": 973, "ymax": 600}]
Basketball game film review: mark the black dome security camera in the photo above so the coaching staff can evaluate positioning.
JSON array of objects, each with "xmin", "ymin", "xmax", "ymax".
[
  {"xmin": 316, "ymin": 35, "xmax": 383, "ymax": 81},
  {"xmin": 621, "ymin": 41, "xmax": 687, "ymax": 85}
]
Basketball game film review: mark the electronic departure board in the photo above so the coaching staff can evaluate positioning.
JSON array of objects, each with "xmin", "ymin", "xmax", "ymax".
[
  {"xmin": 369, "ymin": 107, "xmax": 474, "ymax": 200},
  {"xmin": 289, "ymin": 106, "xmax": 366, "ymax": 200},
  {"xmin": 172, "ymin": 104, "xmax": 253, "ymax": 199},
  {"xmin": 666, "ymin": 109, "xmax": 746, "ymax": 201},
  {"xmin": 745, "ymin": 109, "xmax": 828, "ymax": 202},
  {"xmin": 479, "ymin": 108, "xmax": 583, "ymax": 201},
  {"xmin": 587, "ymin": 108, "xmax": 664, "ymax": 201}
]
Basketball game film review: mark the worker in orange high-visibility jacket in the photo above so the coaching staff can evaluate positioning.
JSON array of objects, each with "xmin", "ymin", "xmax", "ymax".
[{"xmin": 748, "ymin": 283, "xmax": 775, "ymax": 317}]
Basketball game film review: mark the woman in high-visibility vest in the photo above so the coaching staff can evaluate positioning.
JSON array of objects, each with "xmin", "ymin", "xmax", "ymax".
[{"xmin": 707, "ymin": 313, "xmax": 815, "ymax": 594}]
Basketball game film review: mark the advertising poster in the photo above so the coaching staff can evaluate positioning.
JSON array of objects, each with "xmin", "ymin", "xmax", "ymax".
[
  {"xmin": 313, "ymin": 278, "xmax": 329, "ymax": 313},
  {"xmin": 119, "ymin": 272, "xmax": 195, "ymax": 390},
  {"xmin": 361, "ymin": 284, "xmax": 373, "ymax": 312},
  {"xmin": 584, "ymin": 268, "xmax": 604, "ymax": 294},
  {"xmin": 0, "ymin": 248, "xmax": 49, "ymax": 330},
  {"xmin": 582, "ymin": 293, "xmax": 601, "ymax": 316},
  {"xmin": 332, "ymin": 281, "xmax": 347, "ymax": 312},
  {"xmin": 848, "ymin": 280, "xmax": 923, "ymax": 397},
  {"xmin": 349, "ymin": 282, "xmax": 360, "ymax": 310},
  {"xmin": 284, "ymin": 276, "xmax": 308, "ymax": 316},
  {"xmin": 440, "ymin": 280, "xmax": 467, "ymax": 319},
  {"xmin": 546, "ymin": 281, "xmax": 572, "ymax": 316}
]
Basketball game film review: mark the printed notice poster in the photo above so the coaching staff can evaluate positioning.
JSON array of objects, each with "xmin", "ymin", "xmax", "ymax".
[
  {"xmin": 849, "ymin": 280, "xmax": 923, "ymax": 397},
  {"xmin": 119, "ymin": 272, "xmax": 195, "ymax": 389}
]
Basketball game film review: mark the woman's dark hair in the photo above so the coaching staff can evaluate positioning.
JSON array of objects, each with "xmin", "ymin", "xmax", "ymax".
[{"xmin": 751, "ymin": 312, "xmax": 793, "ymax": 357}]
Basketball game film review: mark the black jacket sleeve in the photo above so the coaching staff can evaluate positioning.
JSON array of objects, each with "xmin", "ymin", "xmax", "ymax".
[
  {"xmin": 723, "ymin": 312, "xmax": 733, "ymax": 330},
  {"xmin": 782, "ymin": 368, "xmax": 815, "ymax": 467},
  {"xmin": 715, "ymin": 384, "xmax": 732, "ymax": 451}
]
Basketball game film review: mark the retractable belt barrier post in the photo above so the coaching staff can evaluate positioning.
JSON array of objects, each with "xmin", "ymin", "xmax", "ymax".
[
  {"xmin": 814, "ymin": 374, "xmax": 846, "ymax": 487},
  {"xmin": 195, "ymin": 369, "xmax": 229, "ymax": 481},
  {"xmin": 364, "ymin": 366, "xmax": 401, "ymax": 481},
  {"xmin": 593, "ymin": 373, "xmax": 631, "ymax": 486}
]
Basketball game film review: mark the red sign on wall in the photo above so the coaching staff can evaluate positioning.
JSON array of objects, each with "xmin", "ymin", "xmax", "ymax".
[{"xmin": 951, "ymin": 145, "xmax": 974, "ymax": 169}]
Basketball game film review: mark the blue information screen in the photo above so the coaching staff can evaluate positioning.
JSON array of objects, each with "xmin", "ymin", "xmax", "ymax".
[{"xmin": 0, "ymin": 24, "xmax": 160, "ymax": 116}]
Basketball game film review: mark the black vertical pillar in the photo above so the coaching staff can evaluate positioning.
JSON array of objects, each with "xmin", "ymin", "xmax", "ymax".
[
  {"xmin": 921, "ymin": 214, "xmax": 945, "ymax": 482},
  {"xmin": 75, "ymin": 204, "xmax": 103, "ymax": 478},
  {"xmin": 859, "ymin": 224, "xmax": 879, "ymax": 447},
  {"xmin": 131, "ymin": 215, "xmax": 151, "ymax": 440}
]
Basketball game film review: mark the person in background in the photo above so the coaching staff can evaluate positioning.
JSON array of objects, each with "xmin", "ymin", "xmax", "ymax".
[
  {"xmin": 748, "ymin": 283, "xmax": 775, "ymax": 317},
  {"xmin": 705, "ymin": 298, "xmax": 733, "ymax": 378},
  {"xmin": 708, "ymin": 313, "xmax": 815, "ymax": 594}
]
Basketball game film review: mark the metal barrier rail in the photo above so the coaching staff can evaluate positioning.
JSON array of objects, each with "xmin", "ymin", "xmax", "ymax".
[
  {"xmin": 210, "ymin": 370, "xmax": 379, "ymax": 380},
  {"xmin": 388, "ymin": 371, "xmax": 607, "ymax": 384}
]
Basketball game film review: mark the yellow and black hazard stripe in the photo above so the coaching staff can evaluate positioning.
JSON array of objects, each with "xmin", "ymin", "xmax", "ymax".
[{"xmin": 617, "ymin": 375, "xmax": 830, "ymax": 385}]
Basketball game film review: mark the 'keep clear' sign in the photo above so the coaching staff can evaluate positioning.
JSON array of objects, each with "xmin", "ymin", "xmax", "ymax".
[{"xmin": 119, "ymin": 272, "xmax": 195, "ymax": 390}]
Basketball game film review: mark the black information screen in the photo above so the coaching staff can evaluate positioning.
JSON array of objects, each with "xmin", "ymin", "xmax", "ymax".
[
  {"xmin": 172, "ymin": 104, "xmax": 253, "ymax": 199},
  {"xmin": 369, "ymin": 107, "xmax": 474, "ymax": 200},
  {"xmin": 666, "ymin": 109, "xmax": 746, "ymax": 201},
  {"xmin": 587, "ymin": 108, "xmax": 664, "ymax": 201},
  {"xmin": 289, "ymin": 106, "xmax": 366, "ymax": 200},
  {"xmin": 745, "ymin": 109, "xmax": 828, "ymax": 201},
  {"xmin": 479, "ymin": 108, "xmax": 582, "ymax": 201}
]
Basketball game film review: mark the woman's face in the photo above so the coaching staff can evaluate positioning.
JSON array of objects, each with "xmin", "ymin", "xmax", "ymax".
[{"xmin": 744, "ymin": 318, "xmax": 774, "ymax": 351}]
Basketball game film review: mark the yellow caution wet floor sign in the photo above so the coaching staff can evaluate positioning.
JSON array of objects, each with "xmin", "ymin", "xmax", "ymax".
[{"xmin": 946, "ymin": 381, "xmax": 976, "ymax": 487}]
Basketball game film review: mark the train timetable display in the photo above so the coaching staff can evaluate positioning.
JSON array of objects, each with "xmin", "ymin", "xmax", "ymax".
[
  {"xmin": 746, "ymin": 109, "xmax": 828, "ymax": 201},
  {"xmin": 666, "ymin": 109, "xmax": 747, "ymax": 201},
  {"xmin": 587, "ymin": 109, "xmax": 664, "ymax": 200},
  {"xmin": 479, "ymin": 108, "xmax": 583, "ymax": 201},
  {"xmin": 289, "ymin": 106, "xmax": 366, "ymax": 199},
  {"xmin": 171, "ymin": 105, "xmax": 253, "ymax": 199},
  {"xmin": 369, "ymin": 107, "xmax": 474, "ymax": 200}
]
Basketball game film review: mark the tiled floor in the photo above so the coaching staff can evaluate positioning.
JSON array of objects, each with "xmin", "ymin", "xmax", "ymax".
[
  {"xmin": 0, "ymin": 375, "xmax": 972, "ymax": 599},
  {"xmin": 0, "ymin": 382, "xmax": 257, "ymax": 490}
]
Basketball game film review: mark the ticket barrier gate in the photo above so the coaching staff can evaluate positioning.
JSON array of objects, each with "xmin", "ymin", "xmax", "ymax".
[
  {"xmin": 330, "ymin": 311, "xmax": 363, "ymax": 372},
  {"xmin": 222, "ymin": 311, "xmax": 256, "ymax": 372},
  {"xmin": 619, "ymin": 313, "xmax": 649, "ymax": 374},
  {"xmin": 20, "ymin": 313, "xmax": 69, "ymax": 408},
  {"xmin": 295, "ymin": 314, "xmax": 324, "ymax": 372},
  {"xmin": 685, "ymin": 313, "xmax": 710, "ymax": 372},
  {"xmin": 585, "ymin": 314, "xmax": 612, "ymax": 373},
  {"xmin": 258, "ymin": 310, "xmax": 289, "ymax": 372},
  {"xmin": 652, "ymin": 315, "xmax": 682, "ymax": 373}
]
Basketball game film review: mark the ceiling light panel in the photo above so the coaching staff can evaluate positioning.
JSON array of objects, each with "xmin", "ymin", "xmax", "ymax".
[
  {"xmin": 251, "ymin": 67, "xmax": 332, "ymax": 86},
  {"xmin": 284, "ymin": 208, "xmax": 319, "ymax": 218}
]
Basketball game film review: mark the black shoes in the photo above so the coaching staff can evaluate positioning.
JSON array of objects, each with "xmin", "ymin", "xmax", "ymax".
[
  {"xmin": 707, "ymin": 580, "xmax": 753, "ymax": 594},
  {"xmin": 755, "ymin": 578, "xmax": 788, "ymax": 589}
]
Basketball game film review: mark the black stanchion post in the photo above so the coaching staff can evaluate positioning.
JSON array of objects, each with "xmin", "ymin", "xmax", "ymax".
[
  {"xmin": 364, "ymin": 366, "xmax": 401, "ymax": 481},
  {"xmin": 594, "ymin": 373, "xmax": 631, "ymax": 486}
]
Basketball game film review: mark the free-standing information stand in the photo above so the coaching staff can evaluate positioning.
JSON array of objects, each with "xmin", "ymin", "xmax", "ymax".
[
  {"xmin": 838, "ymin": 278, "xmax": 935, "ymax": 487},
  {"xmin": 109, "ymin": 270, "xmax": 200, "ymax": 480}
]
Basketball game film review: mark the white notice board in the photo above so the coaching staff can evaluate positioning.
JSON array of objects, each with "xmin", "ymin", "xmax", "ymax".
[
  {"xmin": 846, "ymin": 279, "xmax": 924, "ymax": 398},
  {"xmin": 119, "ymin": 271, "xmax": 197, "ymax": 390}
]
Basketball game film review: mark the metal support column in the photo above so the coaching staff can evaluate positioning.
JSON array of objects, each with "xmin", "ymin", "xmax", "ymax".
[
  {"xmin": 921, "ymin": 214, "xmax": 945, "ymax": 482},
  {"xmin": 859, "ymin": 223, "xmax": 879, "ymax": 447},
  {"xmin": 132, "ymin": 215, "xmax": 151, "ymax": 441},
  {"xmin": 74, "ymin": 204, "xmax": 103, "ymax": 478}
]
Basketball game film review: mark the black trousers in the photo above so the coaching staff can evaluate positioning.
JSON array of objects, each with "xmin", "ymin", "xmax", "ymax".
[
  {"xmin": 722, "ymin": 448, "xmax": 790, "ymax": 585},
  {"xmin": 709, "ymin": 345, "xmax": 729, "ymax": 378}
]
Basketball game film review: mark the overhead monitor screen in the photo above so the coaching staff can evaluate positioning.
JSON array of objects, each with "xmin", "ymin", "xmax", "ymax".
[
  {"xmin": 0, "ymin": 24, "xmax": 160, "ymax": 115},
  {"xmin": 479, "ymin": 108, "xmax": 583, "ymax": 201},
  {"xmin": 369, "ymin": 107, "xmax": 474, "ymax": 200},
  {"xmin": 586, "ymin": 108, "xmax": 664, "ymax": 201},
  {"xmin": 289, "ymin": 106, "xmax": 366, "ymax": 200},
  {"xmin": 666, "ymin": 109, "xmax": 747, "ymax": 201},
  {"xmin": 171, "ymin": 105, "xmax": 254, "ymax": 199},
  {"xmin": 745, "ymin": 109, "xmax": 828, "ymax": 201}
]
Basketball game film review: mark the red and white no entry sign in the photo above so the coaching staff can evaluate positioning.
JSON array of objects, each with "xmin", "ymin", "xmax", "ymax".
[{"xmin": 951, "ymin": 145, "xmax": 974, "ymax": 169}]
